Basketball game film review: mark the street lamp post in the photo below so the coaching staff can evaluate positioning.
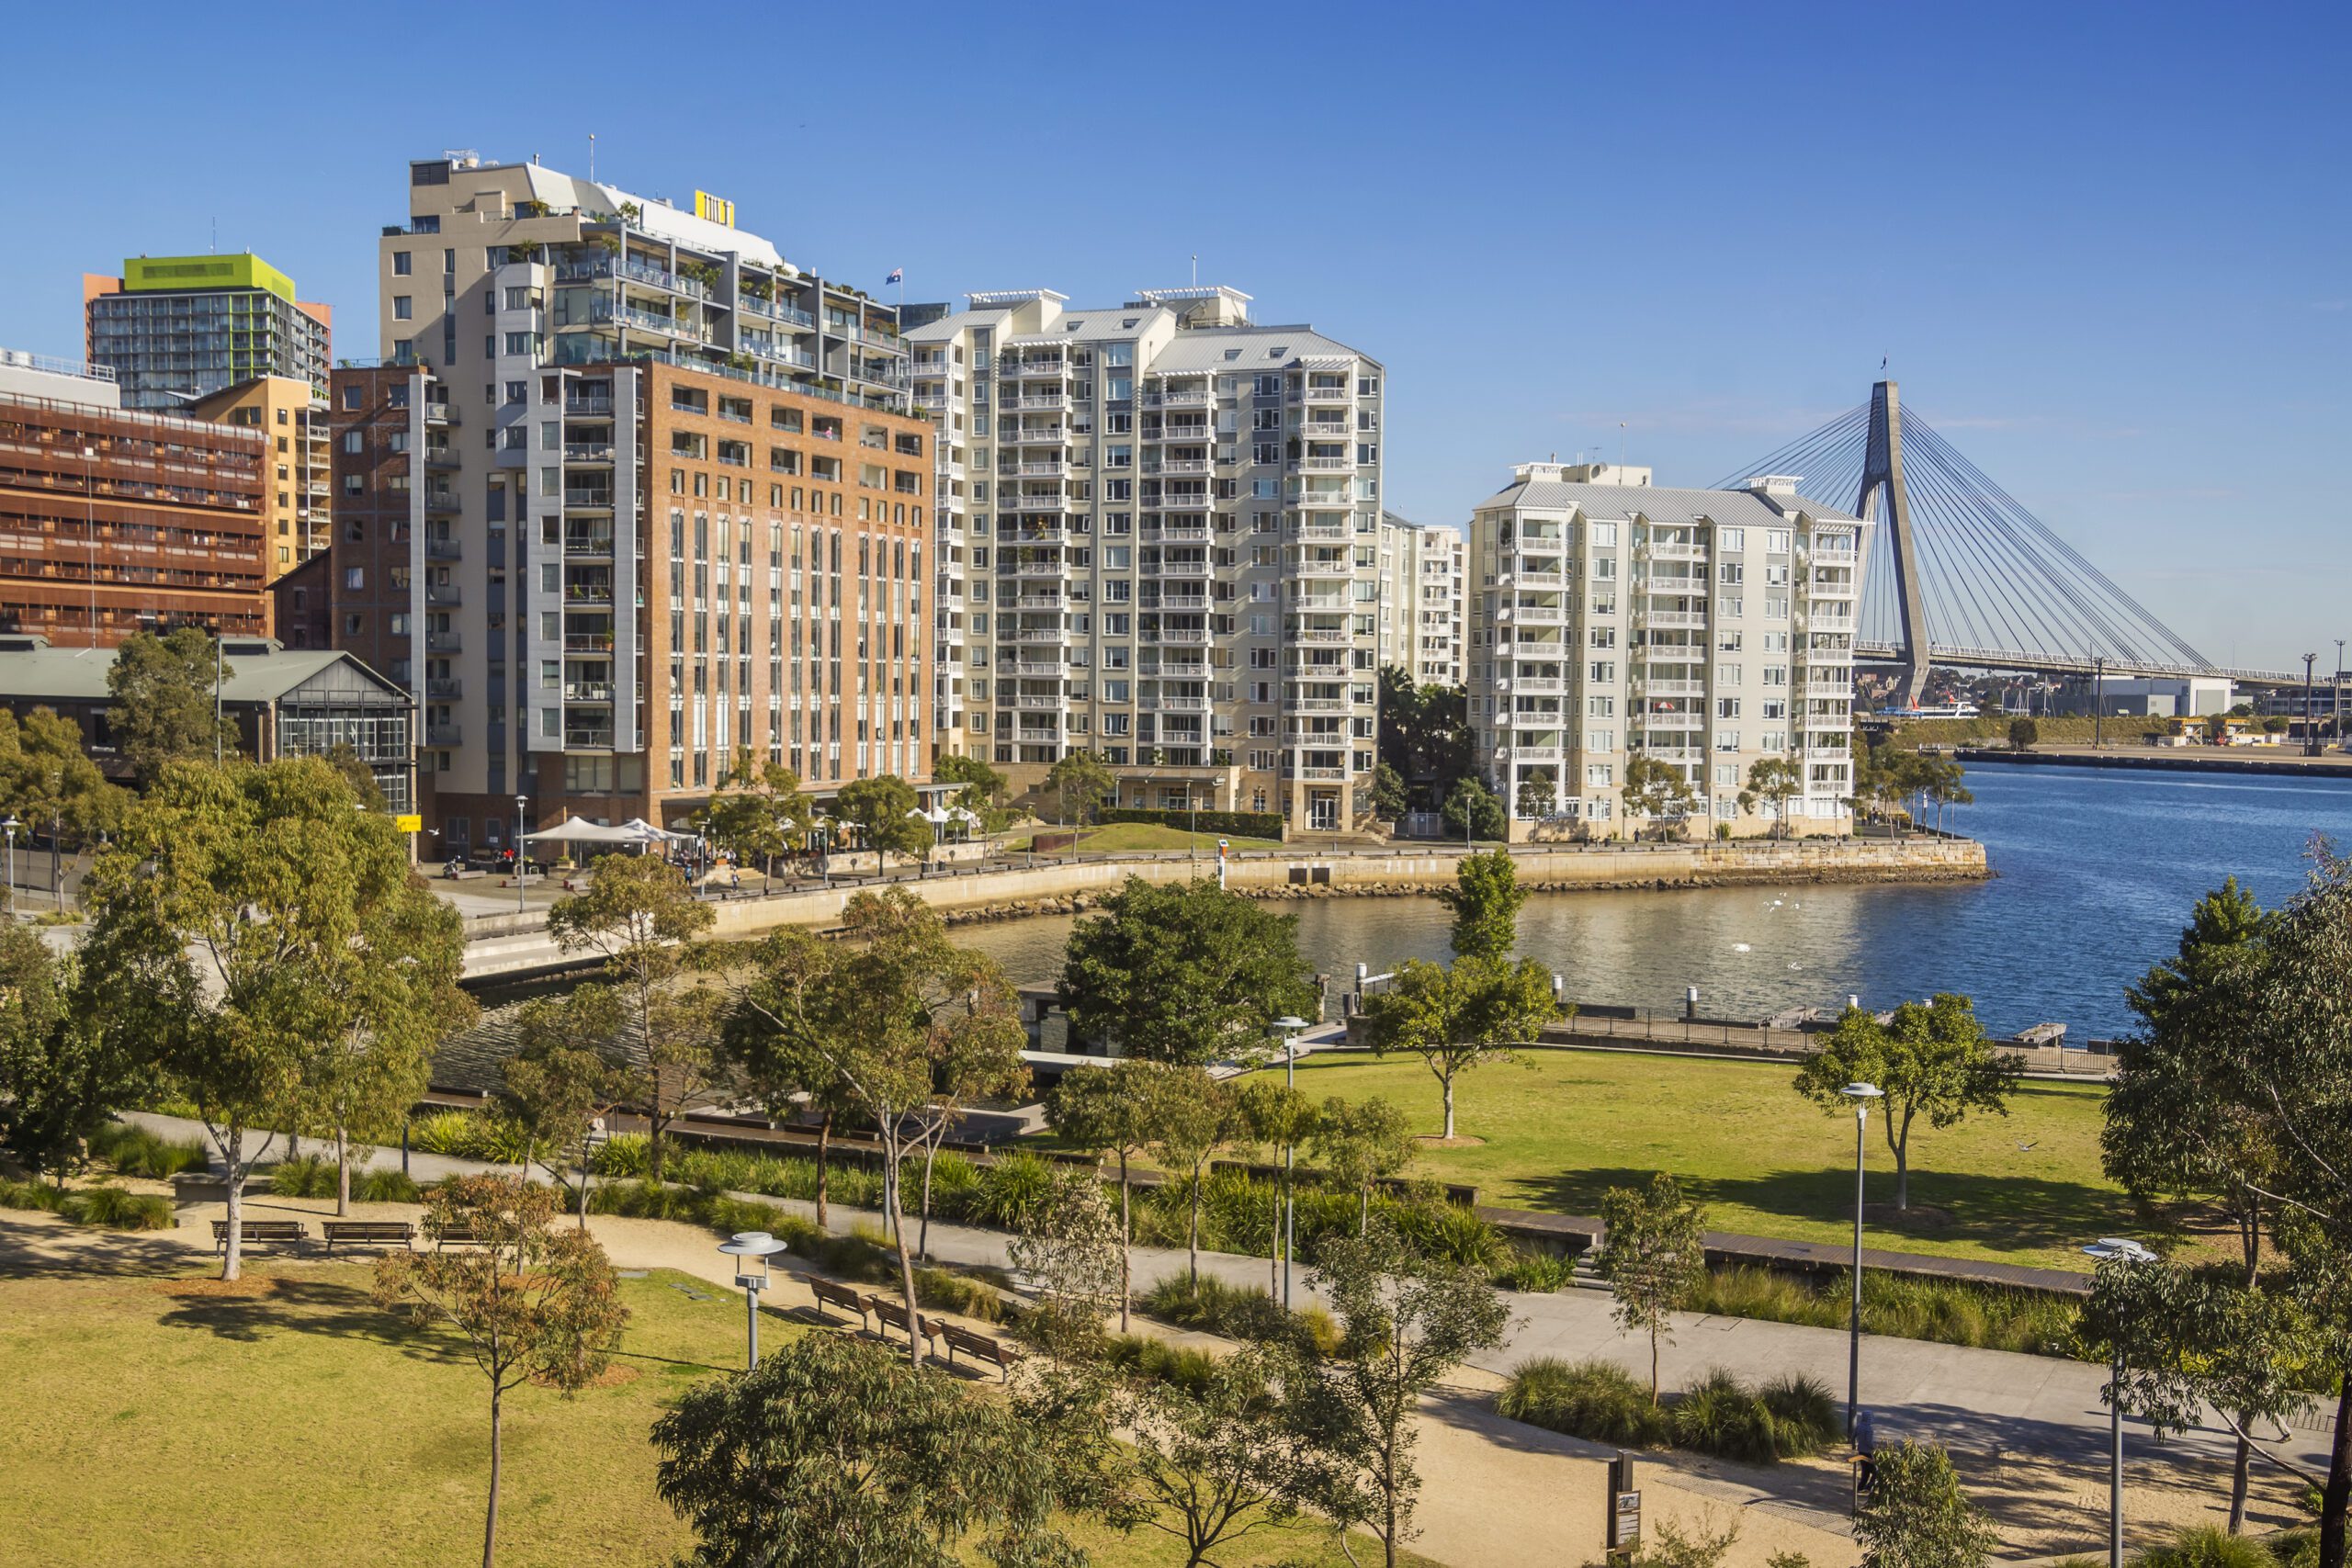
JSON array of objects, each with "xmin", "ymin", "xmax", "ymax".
[
  {"xmin": 1, "ymin": 816, "xmax": 16, "ymax": 921},
  {"xmin": 2084, "ymin": 1236, "xmax": 2156, "ymax": 1568},
  {"xmin": 2305, "ymin": 653, "xmax": 2322, "ymax": 756},
  {"xmin": 717, "ymin": 1231, "xmax": 789, "ymax": 1370},
  {"xmin": 1273, "ymin": 1014, "xmax": 1310, "ymax": 1310},
  {"xmin": 1840, "ymin": 1082, "xmax": 1883, "ymax": 1438},
  {"xmin": 2335, "ymin": 639, "xmax": 2345, "ymax": 749},
  {"xmin": 514, "ymin": 795, "xmax": 529, "ymax": 914}
]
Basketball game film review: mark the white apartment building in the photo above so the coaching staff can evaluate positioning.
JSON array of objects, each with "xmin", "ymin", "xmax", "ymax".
[
  {"xmin": 905, "ymin": 287, "xmax": 1386, "ymax": 835},
  {"xmin": 372, "ymin": 153, "xmax": 922, "ymax": 845},
  {"xmin": 1467, "ymin": 463, "xmax": 1864, "ymax": 839},
  {"xmin": 1376, "ymin": 513, "xmax": 1465, "ymax": 688}
]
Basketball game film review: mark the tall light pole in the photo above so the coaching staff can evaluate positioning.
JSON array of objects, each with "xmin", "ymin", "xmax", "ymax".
[
  {"xmin": 2084, "ymin": 1236, "xmax": 2156, "ymax": 1568},
  {"xmin": 514, "ymin": 794, "xmax": 529, "ymax": 913},
  {"xmin": 2091, "ymin": 656, "xmax": 2107, "ymax": 750},
  {"xmin": 1273, "ymin": 1014, "xmax": 1309, "ymax": 1309},
  {"xmin": 2305, "ymin": 653, "xmax": 2322, "ymax": 756},
  {"xmin": 2335, "ymin": 639, "xmax": 2345, "ymax": 748},
  {"xmin": 718, "ymin": 1231, "xmax": 788, "ymax": 1370},
  {"xmin": 2, "ymin": 816, "xmax": 17, "ymax": 921},
  {"xmin": 1840, "ymin": 1082, "xmax": 1883, "ymax": 1438}
]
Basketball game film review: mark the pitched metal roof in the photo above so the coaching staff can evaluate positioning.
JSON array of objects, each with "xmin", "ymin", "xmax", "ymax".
[
  {"xmin": 1144, "ymin": 324, "xmax": 1376, "ymax": 374},
  {"xmin": 1474, "ymin": 479, "xmax": 1860, "ymax": 528},
  {"xmin": 0, "ymin": 638, "xmax": 411, "ymax": 706}
]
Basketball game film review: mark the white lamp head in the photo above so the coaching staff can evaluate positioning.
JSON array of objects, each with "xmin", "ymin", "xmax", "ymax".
[{"xmin": 1841, "ymin": 1083, "xmax": 1883, "ymax": 1100}]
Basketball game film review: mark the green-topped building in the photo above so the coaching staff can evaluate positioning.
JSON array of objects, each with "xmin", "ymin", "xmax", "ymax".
[{"xmin": 84, "ymin": 253, "xmax": 332, "ymax": 412}]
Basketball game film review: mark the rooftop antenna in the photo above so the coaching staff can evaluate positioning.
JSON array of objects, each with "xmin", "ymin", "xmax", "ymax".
[
  {"xmin": 1618, "ymin": 420, "xmax": 1628, "ymax": 470},
  {"xmin": 588, "ymin": 132, "xmax": 596, "ymax": 182},
  {"xmin": 1191, "ymin": 254, "xmax": 1197, "ymax": 286}
]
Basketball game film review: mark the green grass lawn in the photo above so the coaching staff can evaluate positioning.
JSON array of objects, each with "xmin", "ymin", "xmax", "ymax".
[
  {"xmin": 1009, "ymin": 822, "xmax": 1287, "ymax": 855},
  {"xmin": 1244, "ymin": 1049, "xmax": 2134, "ymax": 1269},
  {"xmin": 0, "ymin": 1252, "xmax": 1393, "ymax": 1568}
]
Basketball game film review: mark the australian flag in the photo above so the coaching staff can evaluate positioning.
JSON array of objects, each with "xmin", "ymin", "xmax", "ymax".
[{"xmin": 886, "ymin": 267, "xmax": 903, "ymax": 285}]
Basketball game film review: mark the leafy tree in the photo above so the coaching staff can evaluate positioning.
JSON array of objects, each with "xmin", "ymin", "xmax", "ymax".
[
  {"xmin": 1059, "ymin": 875, "xmax": 1317, "ymax": 1067},
  {"xmin": 546, "ymin": 854, "xmax": 722, "ymax": 1182},
  {"xmin": 935, "ymin": 751, "xmax": 1014, "ymax": 832},
  {"xmin": 1047, "ymin": 1059, "xmax": 1170, "ymax": 1330},
  {"xmin": 1622, "ymin": 754, "xmax": 1699, "ymax": 841},
  {"xmin": 1376, "ymin": 667, "xmax": 1472, "ymax": 804},
  {"xmin": 374, "ymin": 1176, "xmax": 628, "ymax": 1568},
  {"xmin": 2007, "ymin": 716, "xmax": 2039, "ymax": 752},
  {"xmin": 81, "ymin": 758, "xmax": 444, "ymax": 1280},
  {"xmin": 2081, "ymin": 1254, "xmax": 2318, "ymax": 1531},
  {"xmin": 1435, "ymin": 846, "xmax": 1524, "ymax": 961},
  {"xmin": 1123, "ymin": 1344, "xmax": 1305, "ymax": 1568},
  {"xmin": 496, "ymin": 987, "xmax": 630, "ymax": 1226},
  {"xmin": 651, "ymin": 1332, "xmax": 1078, "ymax": 1568},
  {"xmin": 1597, "ymin": 1174, "xmax": 1709, "ymax": 1401},
  {"xmin": 1044, "ymin": 747, "xmax": 1116, "ymax": 829},
  {"xmin": 832, "ymin": 773, "xmax": 933, "ymax": 863},
  {"xmin": 1309, "ymin": 1094, "xmax": 1416, "ymax": 1235},
  {"xmin": 729, "ymin": 888, "xmax": 1025, "ymax": 1366},
  {"xmin": 1793, "ymin": 995, "xmax": 2020, "ymax": 1211},
  {"xmin": 1148, "ymin": 1067, "xmax": 1237, "ymax": 1287},
  {"xmin": 1854, "ymin": 1440, "xmax": 1997, "ymax": 1568},
  {"xmin": 1008, "ymin": 1162, "xmax": 1128, "ymax": 1357},
  {"xmin": 297, "ymin": 863, "xmax": 471, "ymax": 1214},
  {"xmin": 1290, "ymin": 1220, "xmax": 1511, "ymax": 1568},
  {"xmin": 1359, "ymin": 955, "xmax": 1557, "ymax": 1140},
  {"xmin": 1238, "ymin": 1076, "xmax": 1319, "ymax": 1298},
  {"xmin": 1633, "ymin": 1518, "xmax": 1743, "ymax": 1568},
  {"xmin": 1737, "ymin": 754, "xmax": 1804, "ymax": 839},
  {"xmin": 1371, "ymin": 761, "xmax": 1408, "ymax": 823},
  {"xmin": 1917, "ymin": 757, "xmax": 1973, "ymax": 830},
  {"xmin": 104, "ymin": 626, "xmax": 238, "ymax": 782},
  {"xmin": 0, "ymin": 706, "xmax": 119, "ymax": 907},
  {"xmin": 696, "ymin": 750, "xmax": 810, "ymax": 875},
  {"xmin": 1513, "ymin": 768, "xmax": 1556, "ymax": 823},
  {"xmin": 1438, "ymin": 776, "xmax": 1504, "ymax": 843},
  {"xmin": 0, "ymin": 930, "xmax": 128, "ymax": 1181}
]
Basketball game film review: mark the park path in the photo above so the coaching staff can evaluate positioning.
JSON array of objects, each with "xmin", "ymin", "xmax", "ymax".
[{"xmin": 117, "ymin": 1112, "xmax": 2326, "ymax": 1562}]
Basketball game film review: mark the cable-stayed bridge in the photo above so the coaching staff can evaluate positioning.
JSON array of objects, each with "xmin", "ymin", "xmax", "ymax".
[{"xmin": 1719, "ymin": 382, "xmax": 2310, "ymax": 701}]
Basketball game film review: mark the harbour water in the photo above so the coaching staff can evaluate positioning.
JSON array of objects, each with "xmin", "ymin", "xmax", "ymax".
[
  {"xmin": 949, "ymin": 764, "xmax": 2352, "ymax": 1042},
  {"xmin": 438, "ymin": 764, "xmax": 2352, "ymax": 1089}
]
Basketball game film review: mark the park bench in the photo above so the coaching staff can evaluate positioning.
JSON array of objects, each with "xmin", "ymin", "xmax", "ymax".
[
  {"xmin": 808, "ymin": 1278, "xmax": 873, "ymax": 1329},
  {"xmin": 321, "ymin": 1220, "xmax": 414, "ymax": 1253},
  {"xmin": 434, "ymin": 1225, "xmax": 485, "ymax": 1250},
  {"xmin": 210, "ymin": 1219, "xmax": 306, "ymax": 1255},
  {"xmin": 941, "ymin": 1323, "xmax": 1020, "ymax": 1381},
  {"xmin": 870, "ymin": 1297, "xmax": 940, "ymax": 1352}
]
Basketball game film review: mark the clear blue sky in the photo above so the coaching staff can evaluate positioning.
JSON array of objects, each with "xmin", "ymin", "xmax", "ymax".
[{"xmin": 7, "ymin": 1, "xmax": 2345, "ymax": 670}]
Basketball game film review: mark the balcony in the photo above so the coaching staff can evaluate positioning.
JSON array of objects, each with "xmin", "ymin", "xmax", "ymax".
[
  {"xmin": 425, "ymin": 631, "xmax": 460, "ymax": 653},
  {"xmin": 1295, "ymin": 383, "xmax": 1353, "ymax": 404},
  {"xmin": 1004, "ymin": 359, "xmax": 1067, "ymax": 379},
  {"xmin": 1505, "ymin": 745, "xmax": 1563, "ymax": 764},
  {"xmin": 563, "ymin": 634, "xmax": 615, "ymax": 652},
  {"xmin": 1148, "ymin": 519, "xmax": 1210, "ymax": 541},
  {"xmin": 564, "ymin": 681, "xmax": 616, "ymax": 702},
  {"xmin": 1013, "ymin": 657, "xmax": 1063, "ymax": 675},
  {"xmin": 565, "ymin": 728, "xmax": 616, "ymax": 750},
  {"xmin": 1294, "ymin": 765, "xmax": 1349, "ymax": 781},
  {"xmin": 1294, "ymin": 491, "xmax": 1351, "ymax": 513},
  {"xmin": 563, "ymin": 442, "xmax": 616, "ymax": 463},
  {"xmin": 1010, "ymin": 425, "xmax": 1066, "ymax": 445},
  {"xmin": 1293, "ymin": 518, "xmax": 1351, "ymax": 541},
  {"xmin": 1647, "ymin": 541, "xmax": 1707, "ymax": 562},
  {"xmin": 423, "ymin": 441, "xmax": 458, "ymax": 468},
  {"xmin": 1154, "ymin": 626, "xmax": 1211, "ymax": 645},
  {"xmin": 425, "ymin": 537, "xmax": 461, "ymax": 559},
  {"xmin": 1143, "ymin": 388, "xmax": 1213, "ymax": 409},
  {"xmin": 563, "ymin": 394, "xmax": 614, "ymax": 417},
  {"xmin": 423, "ymin": 400, "xmax": 455, "ymax": 426},
  {"xmin": 1154, "ymin": 423, "xmax": 1213, "ymax": 445},
  {"xmin": 1012, "ymin": 626, "xmax": 1066, "ymax": 644},
  {"xmin": 1643, "ymin": 679, "xmax": 1704, "ymax": 697},
  {"xmin": 1505, "ymin": 677, "xmax": 1566, "ymax": 695},
  {"xmin": 424, "ymin": 584, "xmax": 462, "ymax": 607},
  {"xmin": 426, "ymin": 678, "xmax": 461, "ymax": 700},
  {"xmin": 1152, "ymin": 458, "xmax": 1210, "ymax": 477},
  {"xmin": 425, "ymin": 723, "xmax": 461, "ymax": 747},
  {"xmin": 1291, "ymin": 627, "xmax": 1354, "ymax": 644},
  {"xmin": 1011, "ymin": 392, "xmax": 1069, "ymax": 411},
  {"xmin": 1159, "ymin": 558, "xmax": 1211, "ymax": 579},
  {"xmin": 1016, "ymin": 458, "xmax": 1069, "ymax": 477},
  {"xmin": 1283, "ymin": 695, "xmax": 1351, "ymax": 714},
  {"xmin": 563, "ymin": 485, "xmax": 616, "ymax": 510},
  {"xmin": 741, "ymin": 297, "xmax": 816, "ymax": 329},
  {"xmin": 563, "ymin": 530, "xmax": 615, "ymax": 556},
  {"xmin": 1011, "ymin": 558, "xmax": 1065, "ymax": 578},
  {"xmin": 1645, "ymin": 610, "xmax": 1707, "ymax": 629},
  {"xmin": 424, "ymin": 489, "xmax": 459, "ymax": 513},
  {"xmin": 1295, "ymin": 455, "xmax": 1355, "ymax": 473},
  {"xmin": 1016, "ymin": 694, "xmax": 1064, "ymax": 710},
  {"xmin": 1501, "ymin": 603, "xmax": 1568, "ymax": 625}
]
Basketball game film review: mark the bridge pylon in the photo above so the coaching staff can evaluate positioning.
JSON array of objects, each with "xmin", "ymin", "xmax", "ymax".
[{"xmin": 1855, "ymin": 380, "xmax": 1929, "ymax": 706}]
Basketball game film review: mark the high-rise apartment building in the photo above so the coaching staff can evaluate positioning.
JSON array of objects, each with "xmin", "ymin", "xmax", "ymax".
[
  {"xmin": 0, "ymin": 349, "xmax": 270, "ymax": 647},
  {"xmin": 1468, "ymin": 463, "xmax": 1862, "ymax": 839},
  {"xmin": 1375, "ymin": 513, "xmax": 1465, "ymax": 688},
  {"xmin": 85, "ymin": 254, "xmax": 332, "ymax": 412},
  {"xmin": 369, "ymin": 153, "xmax": 928, "ymax": 850},
  {"xmin": 906, "ymin": 286, "xmax": 1386, "ymax": 835},
  {"xmin": 188, "ymin": 376, "xmax": 333, "ymax": 581}
]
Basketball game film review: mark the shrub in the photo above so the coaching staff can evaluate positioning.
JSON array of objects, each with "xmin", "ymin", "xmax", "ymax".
[
  {"xmin": 916, "ymin": 1267, "xmax": 1007, "ymax": 1324},
  {"xmin": 269, "ymin": 1156, "xmax": 340, "ymax": 1199},
  {"xmin": 1498, "ymin": 1249, "xmax": 1575, "ymax": 1292},
  {"xmin": 66, "ymin": 1183, "xmax": 175, "ymax": 1231},
  {"xmin": 1102, "ymin": 1333, "xmax": 1221, "ymax": 1393},
  {"xmin": 1498, "ymin": 1357, "xmax": 1671, "ymax": 1447},
  {"xmin": 1671, "ymin": 1369, "xmax": 1780, "ymax": 1463},
  {"xmin": 409, "ymin": 1111, "xmax": 488, "ymax": 1160},
  {"xmin": 1392, "ymin": 1200, "xmax": 1508, "ymax": 1268},
  {"xmin": 88, "ymin": 1122, "xmax": 209, "ymax": 1179},
  {"xmin": 590, "ymin": 1133, "xmax": 650, "ymax": 1179},
  {"xmin": 1097, "ymin": 807, "xmax": 1283, "ymax": 840},
  {"xmin": 1758, "ymin": 1373, "xmax": 1839, "ymax": 1457},
  {"xmin": 353, "ymin": 1168, "xmax": 423, "ymax": 1204},
  {"xmin": 2132, "ymin": 1527, "xmax": 2284, "ymax": 1568},
  {"xmin": 967, "ymin": 1149, "xmax": 1057, "ymax": 1229},
  {"xmin": 0, "ymin": 1177, "xmax": 68, "ymax": 1213},
  {"xmin": 1690, "ymin": 1264, "xmax": 2082, "ymax": 1358}
]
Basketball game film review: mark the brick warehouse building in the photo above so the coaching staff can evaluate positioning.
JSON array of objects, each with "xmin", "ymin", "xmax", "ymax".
[{"xmin": 0, "ymin": 350, "xmax": 269, "ymax": 647}]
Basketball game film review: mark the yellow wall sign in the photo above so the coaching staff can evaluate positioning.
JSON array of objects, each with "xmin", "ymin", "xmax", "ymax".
[
  {"xmin": 395, "ymin": 814, "xmax": 424, "ymax": 833},
  {"xmin": 694, "ymin": 190, "xmax": 736, "ymax": 228}
]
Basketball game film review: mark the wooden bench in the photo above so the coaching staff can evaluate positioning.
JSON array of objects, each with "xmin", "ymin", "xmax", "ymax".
[
  {"xmin": 942, "ymin": 1323, "xmax": 1020, "ymax": 1381},
  {"xmin": 870, "ymin": 1297, "xmax": 940, "ymax": 1351},
  {"xmin": 210, "ymin": 1219, "xmax": 306, "ymax": 1255},
  {"xmin": 808, "ymin": 1278, "xmax": 873, "ymax": 1329},
  {"xmin": 434, "ymin": 1225, "xmax": 485, "ymax": 1250},
  {"xmin": 321, "ymin": 1220, "xmax": 414, "ymax": 1253}
]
